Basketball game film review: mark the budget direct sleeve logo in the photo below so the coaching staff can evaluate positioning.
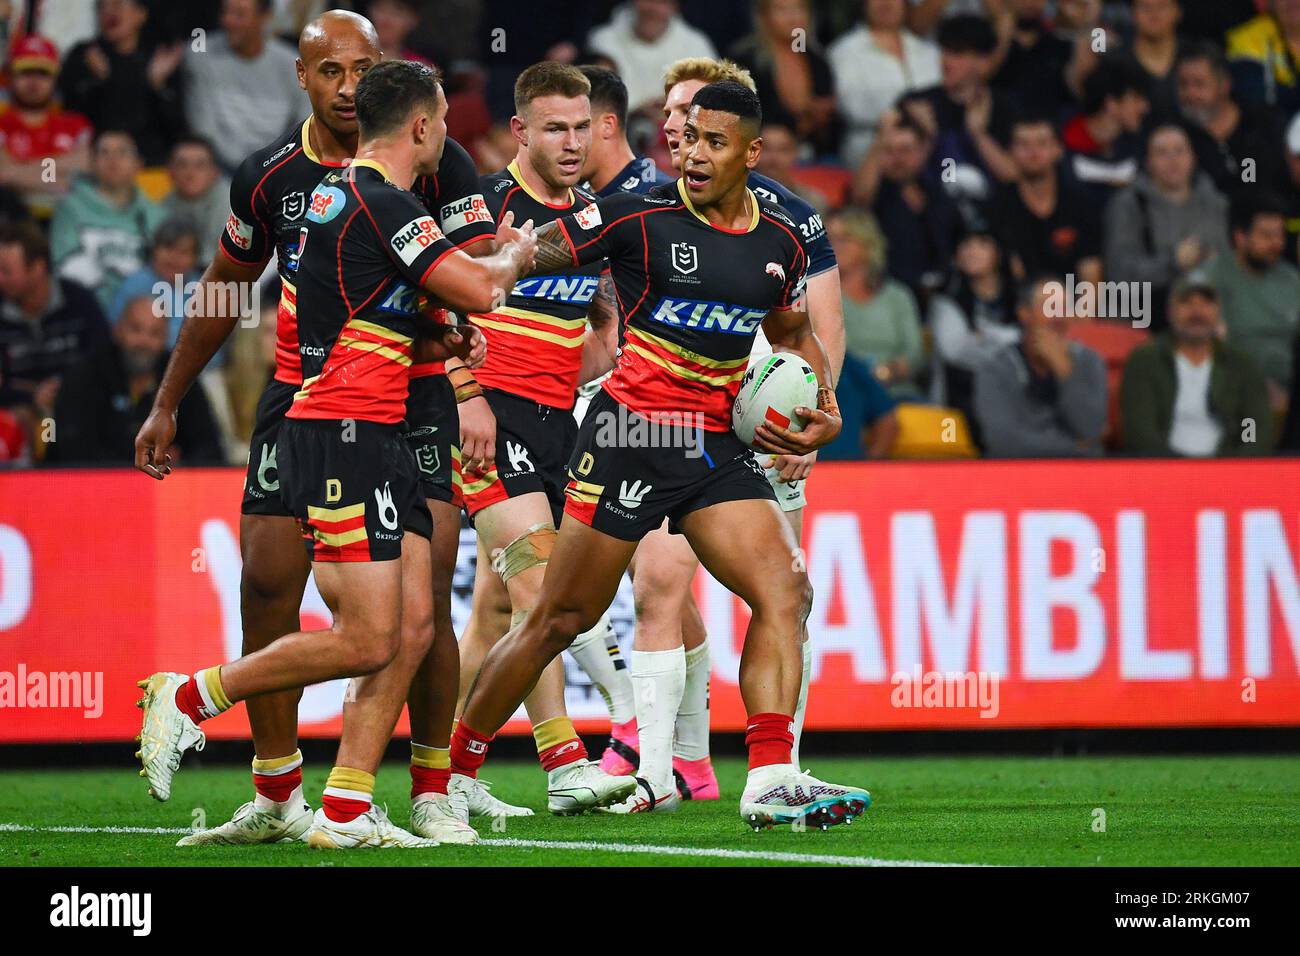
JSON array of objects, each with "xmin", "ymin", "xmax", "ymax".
[
  {"xmin": 440, "ymin": 194, "xmax": 492, "ymax": 232},
  {"xmin": 307, "ymin": 185, "xmax": 346, "ymax": 224},
  {"xmin": 391, "ymin": 215, "xmax": 445, "ymax": 266}
]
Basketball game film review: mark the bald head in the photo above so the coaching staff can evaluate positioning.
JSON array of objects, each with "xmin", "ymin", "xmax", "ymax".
[
  {"xmin": 299, "ymin": 9, "xmax": 381, "ymax": 65},
  {"xmin": 296, "ymin": 10, "xmax": 382, "ymax": 143}
]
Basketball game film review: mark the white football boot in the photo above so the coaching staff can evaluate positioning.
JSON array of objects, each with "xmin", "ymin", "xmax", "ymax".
[
  {"xmin": 306, "ymin": 804, "xmax": 437, "ymax": 849},
  {"xmin": 135, "ymin": 672, "xmax": 206, "ymax": 802},
  {"xmin": 411, "ymin": 792, "xmax": 480, "ymax": 844},
  {"xmin": 451, "ymin": 773, "xmax": 534, "ymax": 818},
  {"xmin": 596, "ymin": 777, "xmax": 681, "ymax": 815},
  {"xmin": 547, "ymin": 759, "xmax": 637, "ymax": 815},
  {"xmin": 739, "ymin": 764, "xmax": 871, "ymax": 830},
  {"xmin": 177, "ymin": 794, "xmax": 313, "ymax": 846}
]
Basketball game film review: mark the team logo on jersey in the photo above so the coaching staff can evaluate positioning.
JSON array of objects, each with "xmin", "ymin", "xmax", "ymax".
[
  {"xmin": 574, "ymin": 202, "xmax": 602, "ymax": 230},
  {"xmin": 440, "ymin": 194, "xmax": 492, "ymax": 233},
  {"xmin": 307, "ymin": 186, "xmax": 345, "ymax": 223},
  {"xmin": 618, "ymin": 480, "xmax": 651, "ymax": 509},
  {"xmin": 375, "ymin": 482, "xmax": 399, "ymax": 531},
  {"xmin": 671, "ymin": 241, "xmax": 698, "ymax": 275},
  {"xmin": 765, "ymin": 262, "xmax": 786, "ymax": 283},
  {"xmin": 225, "ymin": 213, "xmax": 254, "ymax": 251},
  {"xmin": 391, "ymin": 216, "xmax": 445, "ymax": 266},
  {"xmin": 649, "ymin": 296, "xmax": 767, "ymax": 335},
  {"xmin": 378, "ymin": 281, "xmax": 421, "ymax": 315},
  {"xmin": 256, "ymin": 443, "xmax": 279, "ymax": 492},
  {"xmin": 282, "ymin": 191, "xmax": 306, "ymax": 221}
]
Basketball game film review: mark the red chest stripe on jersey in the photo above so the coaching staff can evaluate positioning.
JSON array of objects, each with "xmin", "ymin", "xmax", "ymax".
[
  {"xmin": 272, "ymin": 280, "xmax": 303, "ymax": 384},
  {"xmin": 622, "ymin": 326, "xmax": 749, "ymax": 384},
  {"xmin": 409, "ymin": 360, "xmax": 447, "ymax": 379},
  {"xmin": 338, "ymin": 317, "xmax": 414, "ymax": 367}
]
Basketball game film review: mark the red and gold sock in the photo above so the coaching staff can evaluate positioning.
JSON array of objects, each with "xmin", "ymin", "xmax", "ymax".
[
  {"xmin": 410, "ymin": 741, "xmax": 451, "ymax": 798},
  {"xmin": 744, "ymin": 712, "xmax": 794, "ymax": 770},
  {"xmin": 450, "ymin": 721, "xmax": 493, "ymax": 778},
  {"xmin": 252, "ymin": 749, "xmax": 303, "ymax": 807},
  {"xmin": 175, "ymin": 667, "xmax": 231, "ymax": 724},
  {"xmin": 533, "ymin": 716, "xmax": 587, "ymax": 772},
  {"xmin": 321, "ymin": 767, "xmax": 374, "ymax": 823}
]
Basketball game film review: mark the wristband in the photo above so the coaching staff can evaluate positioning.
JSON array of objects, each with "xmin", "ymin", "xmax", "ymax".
[{"xmin": 448, "ymin": 366, "xmax": 484, "ymax": 404}]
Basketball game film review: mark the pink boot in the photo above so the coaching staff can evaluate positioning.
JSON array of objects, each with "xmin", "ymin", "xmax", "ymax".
[
  {"xmin": 672, "ymin": 755, "xmax": 720, "ymax": 800},
  {"xmin": 597, "ymin": 718, "xmax": 639, "ymax": 776}
]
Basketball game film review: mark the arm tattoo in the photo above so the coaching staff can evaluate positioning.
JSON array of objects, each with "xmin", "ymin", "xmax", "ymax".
[
  {"xmin": 529, "ymin": 221, "xmax": 576, "ymax": 275},
  {"xmin": 588, "ymin": 273, "xmax": 620, "ymax": 330}
]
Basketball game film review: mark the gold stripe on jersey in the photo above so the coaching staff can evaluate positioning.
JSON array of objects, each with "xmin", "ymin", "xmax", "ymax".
[
  {"xmin": 307, "ymin": 502, "xmax": 365, "ymax": 522},
  {"xmin": 677, "ymin": 178, "xmax": 759, "ymax": 233},
  {"xmin": 565, "ymin": 475, "xmax": 604, "ymax": 504},
  {"xmin": 281, "ymin": 279, "xmax": 297, "ymax": 315},
  {"xmin": 312, "ymin": 526, "xmax": 369, "ymax": 547},
  {"xmin": 473, "ymin": 309, "xmax": 586, "ymax": 349},
  {"xmin": 461, "ymin": 468, "xmax": 500, "ymax": 496},
  {"xmin": 337, "ymin": 336, "xmax": 413, "ymax": 366},
  {"xmin": 293, "ymin": 374, "xmax": 320, "ymax": 402},
  {"xmin": 629, "ymin": 324, "xmax": 753, "ymax": 371},
  {"xmin": 343, "ymin": 317, "xmax": 414, "ymax": 346},
  {"xmin": 625, "ymin": 341, "xmax": 750, "ymax": 387},
  {"xmin": 507, "ymin": 158, "xmax": 574, "ymax": 207}
]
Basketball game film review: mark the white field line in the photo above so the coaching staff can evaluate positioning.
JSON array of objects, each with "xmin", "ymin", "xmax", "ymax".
[{"xmin": 0, "ymin": 823, "xmax": 981, "ymax": 867}]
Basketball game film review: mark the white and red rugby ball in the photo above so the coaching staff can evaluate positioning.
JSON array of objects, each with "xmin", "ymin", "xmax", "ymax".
[{"xmin": 732, "ymin": 354, "xmax": 818, "ymax": 449}]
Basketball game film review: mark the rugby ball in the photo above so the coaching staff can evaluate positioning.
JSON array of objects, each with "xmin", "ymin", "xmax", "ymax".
[{"xmin": 732, "ymin": 354, "xmax": 818, "ymax": 449}]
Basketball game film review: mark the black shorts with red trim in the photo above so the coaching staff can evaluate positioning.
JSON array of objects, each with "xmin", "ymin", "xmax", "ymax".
[
  {"xmin": 277, "ymin": 418, "xmax": 430, "ymax": 562},
  {"xmin": 562, "ymin": 389, "xmax": 775, "ymax": 542},
  {"xmin": 403, "ymin": 373, "xmax": 462, "ymax": 507},
  {"xmin": 241, "ymin": 379, "xmax": 297, "ymax": 517},
  {"xmin": 460, "ymin": 388, "xmax": 577, "ymax": 526}
]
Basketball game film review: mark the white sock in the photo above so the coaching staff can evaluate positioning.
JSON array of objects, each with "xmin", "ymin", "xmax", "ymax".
[
  {"xmin": 631, "ymin": 646, "xmax": 686, "ymax": 792},
  {"xmin": 567, "ymin": 613, "xmax": 636, "ymax": 724},
  {"xmin": 791, "ymin": 640, "xmax": 813, "ymax": 767},
  {"xmin": 673, "ymin": 640, "xmax": 711, "ymax": 761}
]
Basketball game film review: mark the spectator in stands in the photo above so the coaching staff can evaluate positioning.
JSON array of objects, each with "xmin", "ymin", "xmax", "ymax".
[
  {"xmin": 898, "ymin": 14, "xmax": 1017, "ymax": 219},
  {"xmin": 1226, "ymin": 0, "xmax": 1300, "ymax": 115},
  {"xmin": 928, "ymin": 229, "xmax": 1020, "ymax": 444},
  {"xmin": 1209, "ymin": 196, "xmax": 1300, "ymax": 404},
  {"xmin": 1285, "ymin": 113, "xmax": 1300, "ymax": 261},
  {"xmin": 46, "ymin": 294, "xmax": 222, "ymax": 465},
  {"xmin": 59, "ymin": 0, "xmax": 185, "ymax": 166},
  {"xmin": 829, "ymin": 0, "xmax": 940, "ymax": 168},
  {"xmin": 182, "ymin": 0, "xmax": 306, "ymax": 174},
  {"xmin": 161, "ymin": 137, "xmax": 228, "ymax": 263},
  {"xmin": 371, "ymin": 0, "xmax": 432, "ymax": 64},
  {"xmin": 729, "ymin": 0, "xmax": 838, "ymax": 156},
  {"xmin": 1104, "ymin": 124, "xmax": 1230, "ymax": 329},
  {"xmin": 854, "ymin": 109, "xmax": 961, "ymax": 300},
  {"xmin": 50, "ymin": 129, "xmax": 164, "ymax": 314},
  {"xmin": 833, "ymin": 207, "xmax": 925, "ymax": 399},
  {"xmin": 0, "ymin": 34, "xmax": 92, "ymax": 218},
  {"xmin": 1176, "ymin": 41, "xmax": 1289, "ymax": 200},
  {"xmin": 1062, "ymin": 61, "xmax": 1151, "ymax": 205},
  {"xmin": 0, "ymin": 220, "xmax": 108, "ymax": 432},
  {"xmin": 990, "ymin": 0, "xmax": 1079, "ymax": 120},
  {"xmin": 973, "ymin": 277, "xmax": 1108, "ymax": 458},
  {"xmin": 815, "ymin": 353, "xmax": 901, "ymax": 460},
  {"xmin": 1122, "ymin": 0, "xmax": 1185, "ymax": 120},
  {"xmin": 991, "ymin": 116, "xmax": 1101, "ymax": 284},
  {"xmin": 587, "ymin": 0, "xmax": 717, "ymax": 112},
  {"xmin": 1121, "ymin": 270, "xmax": 1273, "ymax": 456},
  {"xmin": 109, "ymin": 217, "xmax": 201, "ymax": 346}
]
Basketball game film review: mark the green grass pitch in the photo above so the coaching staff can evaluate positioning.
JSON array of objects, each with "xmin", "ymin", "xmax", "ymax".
[{"xmin": 2, "ymin": 755, "xmax": 1297, "ymax": 866}]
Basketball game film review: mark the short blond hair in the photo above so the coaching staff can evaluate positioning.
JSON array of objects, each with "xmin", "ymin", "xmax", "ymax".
[
  {"xmin": 514, "ymin": 61, "xmax": 591, "ymax": 115},
  {"xmin": 661, "ymin": 58, "xmax": 757, "ymax": 99}
]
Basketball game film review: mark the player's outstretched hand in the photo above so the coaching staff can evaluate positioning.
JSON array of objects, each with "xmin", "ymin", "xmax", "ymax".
[
  {"xmin": 134, "ymin": 407, "xmax": 177, "ymax": 480},
  {"xmin": 753, "ymin": 406, "xmax": 841, "ymax": 456},
  {"xmin": 459, "ymin": 394, "xmax": 496, "ymax": 475}
]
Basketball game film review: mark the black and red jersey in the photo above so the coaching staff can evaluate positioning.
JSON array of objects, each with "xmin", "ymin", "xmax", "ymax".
[
  {"xmin": 219, "ymin": 117, "xmax": 493, "ymax": 385},
  {"xmin": 468, "ymin": 160, "xmax": 605, "ymax": 409},
  {"xmin": 553, "ymin": 178, "xmax": 808, "ymax": 431},
  {"xmin": 285, "ymin": 160, "xmax": 461, "ymax": 425}
]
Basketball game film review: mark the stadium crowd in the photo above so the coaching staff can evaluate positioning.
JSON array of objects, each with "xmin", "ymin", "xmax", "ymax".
[{"xmin": 1, "ymin": 0, "xmax": 1298, "ymax": 466}]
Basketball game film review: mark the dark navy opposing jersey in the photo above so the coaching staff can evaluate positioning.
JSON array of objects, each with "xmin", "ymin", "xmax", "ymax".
[
  {"xmin": 469, "ymin": 160, "xmax": 605, "ymax": 409},
  {"xmin": 286, "ymin": 161, "xmax": 460, "ymax": 425},
  {"xmin": 553, "ymin": 178, "xmax": 807, "ymax": 432},
  {"xmin": 592, "ymin": 155, "xmax": 673, "ymax": 197},
  {"xmin": 747, "ymin": 171, "xmax": 835, "ymax": 279}
]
